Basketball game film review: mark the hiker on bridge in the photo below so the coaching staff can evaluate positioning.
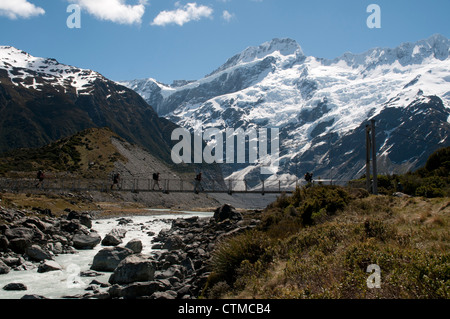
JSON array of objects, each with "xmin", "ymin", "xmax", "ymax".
[
  {"xmin": 111, "ymin": 173, "xmax": 121, "ymax": 190},
  {"xmin": 35, "ymin": 170, "xmax": 45, "ymax": 188},
  {"xmin": 152, "ymin": 172, "xmax": 162, "ymax": 191},
  {"xmin": 194, "ymin": 173, "xmax": 204, "ymax": 194},
  {"xmin": 304, "ymin": 172, "xmax": 313, "ymax": 184}
]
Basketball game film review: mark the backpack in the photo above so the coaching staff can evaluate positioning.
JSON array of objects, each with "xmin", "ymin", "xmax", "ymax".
[{"xmin": 153, "ymin": 173, "xmax": 158, "ymax": 180}]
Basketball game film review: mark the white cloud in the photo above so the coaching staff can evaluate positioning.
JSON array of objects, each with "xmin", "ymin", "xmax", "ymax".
[
  {"xmin": 69, "ymin": 0, "xmax": 147, "ymax": 25},
  {"xmin": 222, "ymin": 10, "xmax": 234, "ymax": 22},
  {"xmin": 0, "ymin": 0, "xmax": 45, "ymax": 19},
  {"xmin": 152, "ymin": 2, "xmax": 213, "ymax": 27}
]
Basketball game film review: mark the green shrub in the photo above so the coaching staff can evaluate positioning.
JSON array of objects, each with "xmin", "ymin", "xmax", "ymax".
[
  {"xmin": 415, "ymin": 185, "xmax": 445, "ymax": 198},
  {"xmin": 209, "ymin": 230, "xmax": 271, "ymax": 286}
]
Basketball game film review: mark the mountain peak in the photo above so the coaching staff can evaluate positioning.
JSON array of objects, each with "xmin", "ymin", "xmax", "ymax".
[
  {"xmin": 329, "ymin": 34, "xmax": 450, "ymax": 69},
  {"xmin": 209, "ymin": 38, "xmax": 304, "ymax": 76},
  {"xmin": 0, "ymin": 46, "xmax": 105, "ymax": 95}
]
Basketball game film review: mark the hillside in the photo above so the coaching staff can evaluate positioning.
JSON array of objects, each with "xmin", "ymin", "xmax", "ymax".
[
  {"xmin": 205, "ymin": 191, "xmax": 449, "ymax": 299},
  {"xmin": 0, "ymin": 127, "xmax": 126, "ymax": 178},
  {"xmin": 203, "ymin": 149, "xmax": 450, "ymax": 299},
  {"xmin": 0, "ymin": 127, "xmax": 223, "ymax": 210}
]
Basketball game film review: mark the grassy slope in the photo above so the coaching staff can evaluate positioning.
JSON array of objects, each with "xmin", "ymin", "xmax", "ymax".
[
  {"xmin": 0, "ymin": 127, "xmax": 127, "ymax": 179},
  {"xmin": 205, "ymin": 187, "xmax": 449, "ymax": 299}
]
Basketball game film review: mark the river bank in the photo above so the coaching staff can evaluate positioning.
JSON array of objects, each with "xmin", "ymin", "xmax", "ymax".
[{"xmin": 0, "ymin": 203, "xmax": 260, "ymax": 299}]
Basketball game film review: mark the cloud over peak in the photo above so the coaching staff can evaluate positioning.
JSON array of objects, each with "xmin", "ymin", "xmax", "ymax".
[
  {"xmin": 0, "ymin": 0, "xmax": 45, "ymax": 19},
  {"xmin": 69, "ymin": 0, "xmax": 147, "ymax": 25},
  {"xmin": 152, "ymin": 2, "xmax": 213, "ymax": 27}
]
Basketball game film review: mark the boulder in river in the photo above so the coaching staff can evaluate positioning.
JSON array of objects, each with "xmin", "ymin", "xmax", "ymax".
[
  {"xmin": 3, "ymin": 283, "xmax": 27, "ymax": 291},
  {"xmin": 109, "ymin": 255, "xmax": 155, "ymax": 285},
  {"xmin": 21, "ymin": 294, "xmax": 50, "ymax": 299},
  {"xmin": 37, "ymin": 260, "xmax": 62, "ymax": 273},
  {"xmin": 25, "ymin": 245, "xmax": 53, "ymax": 262},
  {"xmin": 101, "ymin": 228, "xmax": 127, "ymax": 247},
  {"xmin": 72, "ymin": 232, "xmax": 101, "ymax": 250},
  {"xmin": 125, "ymin": 239, "xmax": 143, "ymax": 254},
  {"xmin": 91, "ymin": 247, "xmax": 134, "ymax": 272}
]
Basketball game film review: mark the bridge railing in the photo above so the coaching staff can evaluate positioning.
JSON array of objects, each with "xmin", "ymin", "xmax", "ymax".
[{"xmin": 0, "ymin": 177, "xmax": 346, "ymax": 195}]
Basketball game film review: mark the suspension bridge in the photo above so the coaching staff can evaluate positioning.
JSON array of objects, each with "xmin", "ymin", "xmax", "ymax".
[{"xmin": 0, "ymin": 176, "xmax": 342, "ymax": 196}]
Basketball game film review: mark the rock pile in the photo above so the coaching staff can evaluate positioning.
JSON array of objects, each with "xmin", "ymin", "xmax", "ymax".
[
  {"xmin": 0, "ymin": 207, "xmax": 99, "ymax": 277},
  {"xmin": 104, "ymin": 204, "xmax": 259, "ymax": 299},
  {"xmin": 1, "ymin": 204, "xmax": 260, "ymax": 300}
]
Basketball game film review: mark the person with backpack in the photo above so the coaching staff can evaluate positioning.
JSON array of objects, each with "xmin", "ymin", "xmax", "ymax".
[
  {"xmin": 194, "ymin": 172, "xmax": 203, "ymax": 194},
  {"xmin": 35, "ymin": 170, "xmax": 45, "ymax": 188},
  {"xmin": 111, "ymin": 173, "xmax": 120, "ymax": 190},
  {"xmin": 152, "ymin": 172, "xmax": 162, "ymax": 191},
  {"xmin": 304, "ymin": 172, "xmax": 313, "ymax": 184}
]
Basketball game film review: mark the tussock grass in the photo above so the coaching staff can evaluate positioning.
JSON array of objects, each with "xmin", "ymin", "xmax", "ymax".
[{"xmin": 205, "ymin": 185, "xmax": 450, "ymax": 299}]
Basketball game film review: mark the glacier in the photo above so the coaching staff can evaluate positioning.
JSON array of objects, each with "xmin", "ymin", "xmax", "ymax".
[{"xmin": 110, "ymin": 35, "xmax": 450, "ymax": 184}]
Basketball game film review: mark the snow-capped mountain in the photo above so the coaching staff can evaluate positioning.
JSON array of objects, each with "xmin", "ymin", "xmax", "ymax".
[
  {"xmin": 0, "ymin": 46, "xmax": 182, "ymax": 168},
  {"xmin": 122, "ymin": 35, "xmax": 450, "ymax": 185},
  {"xmin": 0, "ymin": 46, "xmax": 103, "ymax": 95}
]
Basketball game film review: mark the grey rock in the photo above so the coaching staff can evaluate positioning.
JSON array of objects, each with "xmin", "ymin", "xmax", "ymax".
[
  {"xmin": 14, "ymin": 261, "xmax": 36, "ymax": 271},
  {"xmin": 117, "ymin": 218, "xmax": 133, "ymax": 226},
  {"xmin": 102, "ymin": 228, "xmax": 127, "ymax": 247},
  {"xmin": 25, "ymin": 245, "xmax": 53, "ymax": 262},
  {"xmin": 109, "ymin": 255, "xmax": 155, "ymax": 285},
  {"xmin": 3, "ymin": 283, "xmax": 27, "ymax": 291},
  {"xmin": 4, "ymin": 227, "xmax": 35, "ymax": 241},
  {"xmin": 150, "ymin": 291, "xmax": 177, "ymax": 299},
  {"xmin": 49, "ymin": 242, "xmax": 64, "ymax": 254},
  {"xmin": 213, "ymin": 204, "xmax": 243, "ymax": 222},
  {"xmin": 72, "ymin": 232, "xmax": 101, "ymax": 250},
  {"xmin": 0, "ymin": 235, "xmax": 9, "ymax": 251},
  {"xmin": 89, "ymin": 279, "xmax": 110, "ymax": 288},
  {"xmin": 37, "ymin": 260, "xmax": 62, "ymax": 273},
  {"xmin": 80, "ymin": 270, "xmax": 103, "ymax": 277},
  {"xmin": 125, "ymin": 239, "xmax": 143, "ymax": 254},
  {"xmin": 101, "ymin": 234, "xmax": 122, "ymax": 247},
  {"xmin": 0, "ymin": 259, "xmax": 10, "ymax": 275},
  {"xmin": 79, "ymin": 213, "xmax": 93, "ymax": 229},
  {"xmin": 21, "ymin": 294, "xmax": 49, "ymax": 299},
  {"xmin": 162, "ymin": 235, "xmax": 185, "ymax": 251},
  {"xmin": 60, "ymin": 220, "xmax": 81, "ymax": 233},
  {"xmin": 91, "ymin": 247, "xmax": 134, "ymax": 272},
  {"xmin": 110, "ymin": 281, "xmax": 163, "ymax": 299}
]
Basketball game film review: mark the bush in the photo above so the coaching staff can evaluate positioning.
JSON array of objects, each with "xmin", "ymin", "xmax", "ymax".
[
  {"xmin": 209, "ymin": 231, "xmax": 271, "ymax": 286},
  {"xmin": 415, "ymin": 185, "xmax": 445, "ymax": 198}
]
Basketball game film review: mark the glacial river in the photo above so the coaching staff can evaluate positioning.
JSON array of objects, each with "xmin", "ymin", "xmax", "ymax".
[{"xmin": 0, "ymin": 210, "xmax": 213, "ymax": 299}]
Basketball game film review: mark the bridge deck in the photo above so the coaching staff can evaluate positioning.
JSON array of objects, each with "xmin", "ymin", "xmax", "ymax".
[{"xmin": 0, "ymin": 177, "xmax": 338, "ymax": 195}]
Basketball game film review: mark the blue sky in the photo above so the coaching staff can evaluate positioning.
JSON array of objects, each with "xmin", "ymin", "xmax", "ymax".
[{"xmin": 0, "ymin": 0, "xmax": 449, "ymax": 84}]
